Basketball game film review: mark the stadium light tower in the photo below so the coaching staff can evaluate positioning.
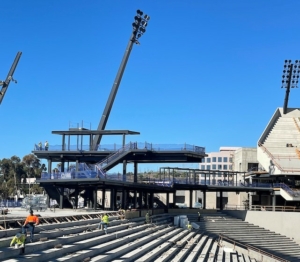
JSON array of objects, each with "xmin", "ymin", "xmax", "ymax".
[
  {"xmin": 92, "ymin": 10, "xmax": 150, "ymax": 149},
  {"xmin": 282, "ymin": 60, "xmax": 300, "ymax": 114}
]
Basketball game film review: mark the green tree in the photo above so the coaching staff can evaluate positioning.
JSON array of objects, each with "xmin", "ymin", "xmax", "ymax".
[{"xmin": 22, "ymin": 154, "xmax": 45, "ymax": 178}]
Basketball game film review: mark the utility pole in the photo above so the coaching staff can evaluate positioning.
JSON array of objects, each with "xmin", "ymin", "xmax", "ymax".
[
  {"xmin": 92, "ymin": 10, "xmax": 150, "ymax": 150},
  {"xmin": 282, "ymin": 60, "xmax": 300, "ymax": 114},
  {"xmin": 0, "ymin": 52, "xmax": 22, "ymax": 105}
]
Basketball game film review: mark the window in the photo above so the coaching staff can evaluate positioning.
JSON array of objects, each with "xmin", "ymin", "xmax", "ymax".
[
  {"xmin": 201, "ymin": 165, "xmax": 205, "ymax": 170},
  {"xmin": 218, "ymin": 157, "xmax": 222, "ymax": 162},
  {"xmin": 201, "ymin": 174, "xmax": 205, "ymax": 177},
  {"xmin": 202, "ymin": 158, "xmax": 205, "ymax": 163},
  {"xmin": 218, "ymin": 164, "xmax": 222, "ymax": 170},
  {"xmin": 229, "ymin": 157, "xmax": 233, "ymax": 163},
  {"xmin": 229, "ymin": 165, "xmax": 232, "ymax": 170},
  {"xmin": 212, "ymin": 164, "xmax": 216, "ymax": 170},
  {"xmin": 212, "ymin": 157, "xmax": 216, "ymax": 162},
  {"xmin": 206, "ymin": 158, "xmax": 211, "ymax": 163},
  {"xmin": 223, "ymin": 157, "xmax": 228, "ymax": 162},
  {"xmin": 223, "ymin": 165, "xmax": 228, "ymax": 170},
  {"xmin": 206, "ymin": 165, "xmax": 211, "ymax": 170}
]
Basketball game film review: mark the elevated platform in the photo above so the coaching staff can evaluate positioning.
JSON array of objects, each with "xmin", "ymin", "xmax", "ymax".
[
  {"xmin": 33, "ymin": 129, "xmax": 206, "ymax": 167},
  {"xmin": 33, "ymin": 146, "xmax": 205, "ymax": 164}
]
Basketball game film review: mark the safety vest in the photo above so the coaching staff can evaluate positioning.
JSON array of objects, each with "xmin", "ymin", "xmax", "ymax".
[
  {"xmin": 45, "ymin": 142, "xmax": 49, "ymax": 147},
  {"xmin": 24, "ymin": 215, "xmax": 39, "ymax": 225},
  {"xmin": 145, "ymin": 213, "xmax": 150, "ymax": 221},
  {"xmin": 102, "ymin": 215, "xmax": 109, "ymax": 223},
  {"xmin": 10, "ymin": 234, "xmax": 26, "ymax": 246},
  {"xmin": 38, "ymin": 142, "xmax": 42, "ymax": 147}
]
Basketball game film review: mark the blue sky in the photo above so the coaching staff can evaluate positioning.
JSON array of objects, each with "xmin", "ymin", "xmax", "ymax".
[{"xmin": 1, "ymin": 1, "xmax": 300, "ymax": 172}]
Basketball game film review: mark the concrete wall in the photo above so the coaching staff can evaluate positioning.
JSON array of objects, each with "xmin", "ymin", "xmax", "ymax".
[
  {"xmin": 206, "ymin": 192, "xmax": 217, "ymax": 209},
  {"xmin": 223, "ymin": 210, "xmax": 300, "ymax": 245},
  {"xmin": 227, "ymin": 192, "xmax": 247, "ymax": 207},
  {"xmin": 234, "ymin": 147, "xmax": 259, "ymax": 172}
]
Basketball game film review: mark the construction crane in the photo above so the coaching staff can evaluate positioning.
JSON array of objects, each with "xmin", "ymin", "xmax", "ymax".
[
  {"xmin": 92, "ymin": 10, "xmax": 150, "ymax": 150},
  {"xmin": 0, "ymin": 51, "xmax": 22, "ymax": 105}
]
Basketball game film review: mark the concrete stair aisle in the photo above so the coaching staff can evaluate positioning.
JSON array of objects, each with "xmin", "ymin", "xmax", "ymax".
[
  {"xmin": 0, "ymin": 214, "xmax": 172, "ymax": 262},
  {"xmin": 189, "ymin": 212, "xmax": 300, "ymax": 261}
]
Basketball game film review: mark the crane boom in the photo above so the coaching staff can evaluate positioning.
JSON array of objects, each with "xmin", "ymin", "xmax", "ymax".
[{"xmin": 0, "ymin": 51, "xmax": 22, "ymax": 105}]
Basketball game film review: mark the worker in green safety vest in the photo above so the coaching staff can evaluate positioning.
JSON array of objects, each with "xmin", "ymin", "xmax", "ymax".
[
  {"xmin": 10, "ymin": 233, "xmax": 26, "ymax": 253},
  {"xmin": 145, "ymin": 212, "xmax": 150, "ymax": 224},
  {"xmin": 98, "ymin": 213, "xmax": 109, "ymax": 233},
  {"xmin": 187, "ymin": 222, "xmax": 192, "ymax": 232}
]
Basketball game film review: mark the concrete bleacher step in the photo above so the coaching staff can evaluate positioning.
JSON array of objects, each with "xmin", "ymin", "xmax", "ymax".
[
  {"xmin": 168, "ymin": 233, "xmax": 202, "ymax": 262},
  {"xmin": 61, "ymin": 225, "xmax": 175, "ymax": 262},
  {"xmin": 8, "ymin": 223, "xmax": 170, "ymax": 262},
  {"xmin": 131, "ymin": 230, "xmax": 190, "ymax": 261},
  {"xmin": 110, "ymin": 228, "xmax": 185, "ymax": 261},
  {"xmin": 197, "ymin": 237, "xmax": 214, "ymax": 261},
  {"xmin": 0, "ymin": 217, "xmax": 130, "ymax": 260},
  {"xmin": 0, "ymin": 215, "xmax": 119, "ymax": 247},
  {"xmin": 1, "ymin": 215, "xmax": 173, "ymax": 261},
  {"xmin": 188, "ymin": 212, "xmax": 300, "ymax": 261},
  {"xmin": 136, "ymin": 231, "xmax": 196, "ymax": 262},
  {"xmin": 185, "ymin": 235, "xmax": 208, "ymax": 262},
  {"xmin": 207, "ymin": 241, "xmax": 218, "ymax": 262}
]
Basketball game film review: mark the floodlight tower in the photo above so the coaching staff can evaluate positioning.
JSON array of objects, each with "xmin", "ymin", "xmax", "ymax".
[
  {"xmin": 282, "ymin": 60, "xmax": 300, "ymax": 114},
  {"xmin": 0, "ymin": 52, "xmax": 22, "ymax": 105},
  {"xmin": 92, "ymin": 10, "xmax": 150, "ymax": 150}
]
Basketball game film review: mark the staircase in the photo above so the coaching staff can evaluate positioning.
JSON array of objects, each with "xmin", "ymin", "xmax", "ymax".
[
  {"xmin": 258, "ymin": 108, "xmax": 300, "ymax": 174},
  {"xmin": 187, "ymin": 212, "xmax": 300, "ymax": 261},
  {"xmin": 95, "ymin": 143, "xmax": 132, "ymax": 173}
]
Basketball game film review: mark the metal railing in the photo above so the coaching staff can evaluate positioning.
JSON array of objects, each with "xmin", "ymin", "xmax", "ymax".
[
  {"xmin": 273, "ymin": 182, "xmax": 300, "ymax": 197},
  {"xmin": 33, "ymin": 142, "xmax": 205, "ymax": 153},
  {"xmin": 218, "ymin": 234, "xmax": 289, "ymax": 262},
  {"xmin": 225, "ymin": 204, "xmax": 300, "ymax": 212},
  {"xmin": 259, "ymin": 142, "xmax": 300, "ymax": 172},
  {"xmin": 96, "ymin": 143, "xmax": 132, "ymax": 171},
  {"xmin": 258, "ymin": 142, "xmax": 283, "ymax": 171},
  {"xmin": 251, "ymin": 205, "xmax": 300, "ymax": 212}
]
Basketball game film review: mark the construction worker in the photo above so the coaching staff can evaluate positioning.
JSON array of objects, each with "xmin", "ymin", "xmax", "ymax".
[
  {"xmin": 22, "ymin": 210, "xmax": 39, "ymax": 243},
  {"xmin": 38, "ymin": 142, "xmax": 42, "ymax": 150},
  {"xmin": 187, "ymin": 222, "xmax": 192, "ymax": 232},
  {"xmin": 118, "ymin": 208, "xmax": 125, "ymax": 220},
  {"xmin": 10, "ymin": 233, "xmax": 26, "ymax": 253},
  {"xmin": 198, "ymin": 211, "xmax": 201, "ymax": 222},
  {"xmin": 44, "ymin": 141, "xmax": 49, "ymax": 151},
  {"xmin": 98, "ymin": 213, "xmax": 109, "ymax": 233},
  {"xmin": 145, "ymin": 212, "xmax": 150, "ymax": 224}
]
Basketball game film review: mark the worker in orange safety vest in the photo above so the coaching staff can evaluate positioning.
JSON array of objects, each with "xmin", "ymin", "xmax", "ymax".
[{"xmin": 22, "ymin": 210, "xmax": 39, "ymax": 243}]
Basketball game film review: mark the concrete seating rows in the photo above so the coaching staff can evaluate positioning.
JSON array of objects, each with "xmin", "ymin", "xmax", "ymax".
[
  {"xmin": 1, "ymin": 214, "xmax": 172, "ymax": 261},
  {"xmin": 190, "ymin": 212, "xmax": 300, "ymax": 261}
]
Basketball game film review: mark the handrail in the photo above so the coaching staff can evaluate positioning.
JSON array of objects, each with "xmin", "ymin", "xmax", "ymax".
[
  {"xmin": 224, "ymin": 204, "xmax": 300, "ymax": 212},
  {"xmin": 258, "ymin": 142, "xmax": 283, "ymax": 171},
  {"xmin": 250, "ymin": 205, "xmax": 300, "ymax": 212},
  {"xmin": 258, "ymin": 142, "xmax": 300, "ymax": 172},
  {"xmin": 273, "ymin": 183, "xmax": 300, "ymax": 197},
  {"xmin": 218, "ymin": 234, "xmax": 289, "ymax": 262},
  {"xmin": 293, "ymin": 117, "xmax": 300, "ymax": 132},
  {"xmin": 96, "ymin": 143, "xmax": 132, "ymax": 170}
]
